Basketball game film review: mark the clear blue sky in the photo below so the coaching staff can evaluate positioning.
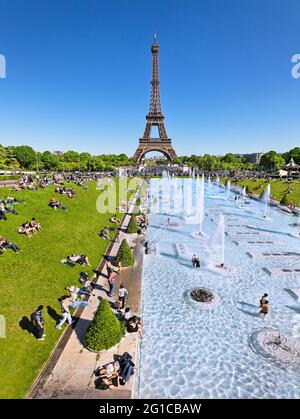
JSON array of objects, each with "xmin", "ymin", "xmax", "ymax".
[{"xmin": 0, "ymin": 0, "xmax": 299, "ymax": 156}]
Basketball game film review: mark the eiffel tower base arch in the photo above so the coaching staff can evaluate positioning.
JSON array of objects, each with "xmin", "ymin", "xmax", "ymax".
[{"xmin": 133, "ymin": 140, "xmax": 177, "ymax": 164}]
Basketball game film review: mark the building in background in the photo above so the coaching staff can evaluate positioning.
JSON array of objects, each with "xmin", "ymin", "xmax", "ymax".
[{"xmin": 236, "ymin": 153, "xmax": 264, "ymax": 164}]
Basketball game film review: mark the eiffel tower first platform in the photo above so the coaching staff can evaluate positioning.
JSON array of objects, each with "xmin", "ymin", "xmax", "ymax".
[{"xmin": 133, "ymin": 35, "xmax": 177, "ymax": 164}]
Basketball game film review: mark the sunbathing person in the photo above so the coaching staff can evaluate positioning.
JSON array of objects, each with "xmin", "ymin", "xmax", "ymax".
[
  {"xmin": 30, "ymin": 217, "xmax": 42, "ymax": 232},
  {"xmin": 95, "ymin": 361, "xmax": 120, "ymax": 390},
  {"xmin": 110, "ymin": 214, "xmax": 120, "ymax": 224},
  {"xmin": 0, "ymin": 236, "xmax": 20, "ymax": 253},
  {"xmin": 4, "ymin": 196, "xmax": 20, "ymax": 204},
  {"xmin": 127, "ymin": 315, "xmax": 143, "ymax": 338},
  {"xmin": 65, "ymin": 286, "xmax": 89, "ymax": 308},
  {"xmin": 48, "ymin": 197, "xmax": 68, "ymax": 211},
  {"xmin": 4, "ymin": 201, "xmax": 17, "ymax": 215},
  {"xmin": 18, "ymin": 222, "xmax": 33, "ymax": 237},
  {"xmin": 0, "ymin": 202, "xmax": 7, "ymax": 221},
  {"xmin": 99, "ymin": 227, "xmax": 110, "ymax": 240},
  {"xmin": 67, "ymin": 254, "xmax": 91, "ymax": 266}
]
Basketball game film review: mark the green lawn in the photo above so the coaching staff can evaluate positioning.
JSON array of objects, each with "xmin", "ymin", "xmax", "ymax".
[
  {"xmin": 0, "ymin": 180, "xmax": 128, "ymax": 398},
  {"xmin": 221, "ymin": 178, "xmax": 300, "ymax": 207}
]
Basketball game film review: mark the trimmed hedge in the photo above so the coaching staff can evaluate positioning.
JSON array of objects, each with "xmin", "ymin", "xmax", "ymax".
[
  {"xmin": 84, "ymin": 299, "xmax": 124, "ymax": 351},
  {"xmin": 259, "ymin": 190, "xmax": 265, "ymax": 200},
  {"xmin": 115, "ymin": 239, "xmax": 135, "ymax": 267},
  {"xmin": 280, "ymin": 194, "xmax": 290, "ymax": 206},
  {"xmin": 127, "ymin": 215, "xmax": 139, "ymax": 234},
  {"xmin": 0, "ymin": 175, "xmax": 20, "ymax": 180}
]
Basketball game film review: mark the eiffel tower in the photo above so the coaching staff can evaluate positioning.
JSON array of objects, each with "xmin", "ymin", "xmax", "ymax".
[{"xmin": 133, "ymin": 35, "xmax": 177, "ymax": 164}]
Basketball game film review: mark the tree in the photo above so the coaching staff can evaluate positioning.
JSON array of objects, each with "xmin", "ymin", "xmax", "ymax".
[
  {"xmin": 280, "ymin": 194, "xmax": 290, "ymax": 206},
  {"xmin": 127, "ymin": 215, "xmax": 139, "ymax": 234},
  {"xmin": 259, "ymin": 151, "xmax": 285, "ymax": 171},
  {"xmin": 282, "ymin": 147, "xmax": 300, "ymax": 165},
  {"xmin": 79, "ymin": 152, "xmax": 91, "ymax": 161},
  {"xmin": 41, "ymin": 151, "xmax": 60, "ymax": 170},
  {"xmin": 63, "ymin": 150, "xmax": 80, "ymax": 162},
  {"xmin": 13, "ymin": 145, "xmax": 36, "ymax": 169},
  {"xmin": 84, "ymin": 299, "xmax": 124, "ymax": 351},
  {"xmin": 115, "ymin": 239, "xmax": 135, "ymax": 267},
  {"xmin": 0, "ymin": 144, "xmax": 6, "ymax": 169}
]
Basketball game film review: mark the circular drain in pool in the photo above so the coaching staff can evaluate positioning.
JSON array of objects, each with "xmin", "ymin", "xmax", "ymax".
[
  {"xmin": 249, "ymin": 328, "xmax": 300, "ymax": 372},
  {"xmin": 186, "ymin": 287, "xmax": 222, "ymax": 309}
]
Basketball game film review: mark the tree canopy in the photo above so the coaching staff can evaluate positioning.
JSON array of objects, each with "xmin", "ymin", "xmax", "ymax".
[{"xmin": 0, "ymin": 144, "xmax": 296, "ymax": 172}]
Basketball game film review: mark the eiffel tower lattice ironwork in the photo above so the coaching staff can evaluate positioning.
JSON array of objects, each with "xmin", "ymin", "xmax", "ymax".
[{"xmin": 133, "ymin": 35, "xmax": 177, "ymax": 164}]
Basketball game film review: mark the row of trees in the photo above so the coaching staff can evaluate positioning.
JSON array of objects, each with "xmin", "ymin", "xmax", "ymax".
[
  {"xmin": 0, "ymin": 145, "xmax": 132, "ymax": 171},
  {"xmin": 0, "ymin": 144, "xmax": 299, "ymax": 172},
  {"xmin": 173, "ymin": 148, "xmax": 300, "ymax": 171}
]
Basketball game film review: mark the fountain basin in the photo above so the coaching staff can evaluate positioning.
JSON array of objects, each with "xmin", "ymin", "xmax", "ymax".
[
  {"xmin": 185, "ymin": 288, "xmax": 222, "ymax": 309},
  {"xmin": 249, "ymin": 328, "xmax": 300, "ymax": 372}
]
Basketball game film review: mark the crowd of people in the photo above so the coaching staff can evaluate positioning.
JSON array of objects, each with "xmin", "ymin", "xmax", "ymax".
[{"xmin": 1, "ymin": 172, "xmax": 145, "ymax": 391}]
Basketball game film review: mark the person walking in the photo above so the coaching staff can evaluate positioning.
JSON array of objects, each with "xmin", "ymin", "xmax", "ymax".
[
  {"xmin": 32, "ymin": 305, "xmax": 46, "ymax": 341},
  {"xmin": 108, "ymin": 272, "xmax": 116, "ymax": 297},
  {"xmin": 56, "ymin": 297, "xmax": 74, "ymax": 329},
  {"xmin": 118, "ymin": 283, "xmax": 128, "ymax": 309},
  {"xmin": 192, "ymin": 254, "xmax": 197, "ymax": 268},
  {"xmin": 260, "ymin": 293, "xmax": 268, "ymax": 307},
  {"xmin": 260, "ymin": 300, "xmax": 269, "ymax": 318}
]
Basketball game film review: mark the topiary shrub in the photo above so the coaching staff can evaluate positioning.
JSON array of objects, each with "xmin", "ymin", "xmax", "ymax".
[
  {"xmin": 127, "ymin": 215, "xmax": 139, "ymax": 234},
  {"xmin": 280, "ymin": 194, "xmax": 290, "ymax": 206},
  {"xmin": 115, "ymin": 239, "xmax": 135, "ymax": 267},
  {"xmin": 259, "ymin": 190, "xmax": 265, "ymax": 200},
  {"xmin": 84, "ymin": 299, "xmax": 124, "ymax": 351}
]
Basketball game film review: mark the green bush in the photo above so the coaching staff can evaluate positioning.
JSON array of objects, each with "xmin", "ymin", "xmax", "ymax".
[
  {"xmin": 280, "ymin": 194, "xmax": 290, "ymax": 206},
  {"xmin": 0, "ymin": 175, "xmax": 20, "ymax": 180},
  {"xmin": 115, "ymin": 239, "xmax": 135, "ymax": 267},
  {"xmin": 127, "ymin": 215, "xmax": 139, "ymax": 234},
  {"xmin": 259, "ymin": 190, "xmax": 265, "ymax": 200},
  {"xmin": 84, "ymin": 299, "xmax": 124, "ymax": 351}
]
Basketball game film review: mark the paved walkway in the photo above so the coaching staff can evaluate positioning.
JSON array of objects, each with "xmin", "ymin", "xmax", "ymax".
[{"xmin": 29, "ymin": 188, "xmax": 144, "ymax": 399}]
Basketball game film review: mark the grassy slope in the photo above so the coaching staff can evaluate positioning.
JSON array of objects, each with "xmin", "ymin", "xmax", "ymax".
[
  {"xmin": 0, "ymin": 181, "xmax": 125, "ymax": 398},
  {"xmin": 221, "ymin": 178, "xmax": 300, "ymax": 206}
]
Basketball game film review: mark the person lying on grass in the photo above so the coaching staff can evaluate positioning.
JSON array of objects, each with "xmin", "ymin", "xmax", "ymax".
[
  {"xmin": 99, "ymin": 227, "xmax": 110, "ymax": 239},
  {"xmin": 0, "ymin": 202, "xmax": 7, "ymax": 221},
  {"xmin": 67, "ymin": 254, "xmax": 91, "ymax": 266},
  {"xmin": 48, "ymin": 197, "xmax": 68, "ymax": 211},
  {"xmin": 0, "ymin": 236, "xmax": 20, "ymax": 253},
  {"xmin": 3, "ymin": 196, "xmax": 21, "ymax": 204},
  {"xmin": 55, "ymin": 187, "xmax": 76, "ymax": 199},
  {"xmin": 18, "ymin": 222, "xmax": 33, "ymax": 237},
  {"xmin": 110, "ymin": 214, "xmax": 120, "ymax": 224},
  {"xmin": 65, "ymin": 286, "xmax": 90, "ymax": 308},
  {"xmin": 65, "ymin": 284, "xmax": 92, "ymax": 297},
  {"xmin": 29, "ymin": 217, "xmax": 42, "ymax": 232},
  {"xmin": 4, "ymin": 201, "xmax": 17, "ymax": 215}
]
